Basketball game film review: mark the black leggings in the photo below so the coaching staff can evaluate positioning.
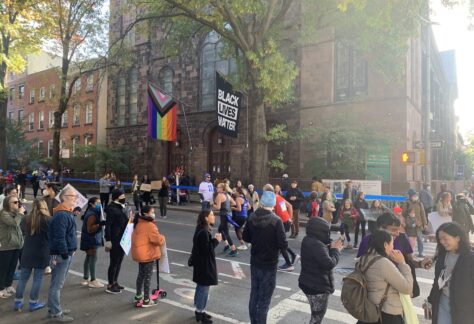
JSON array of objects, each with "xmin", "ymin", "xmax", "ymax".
[
  {"xmin": 218, "ymin": 214, "xmax": 234, "ymax": 246},
  {"xmin": 281, "ymin": 247, "xmax": 296, "ymax": 265},
  {"xmin": 233, "ymin": 216, "xmax": 247, "ymax": 242},
  {"xmin": 354, "ymin": 220, "xmax": 366, "ymax": 245},
  {"xmin": 339, "ymin": 223, "xmax": 351, "ymax": 242},
  {"xmin": 0, "ymin": 249, "xmax": 21, "ymax": 289},
  {"xmin": 357, "ymin": 312, "xmax": 404, "ymax": 324},
  {"xmin": 158, "ymin": 197, "xmax": 167, "ymax": 216},
  {"xmin": 136, "ymin": 261, "xmax": 154, "ymax": 300},
  {"xmin": 107, "ymin": 244, "xmax": 124, "ymax": 285}
]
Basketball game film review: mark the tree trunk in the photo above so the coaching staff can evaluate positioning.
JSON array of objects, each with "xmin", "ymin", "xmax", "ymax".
[
  {"xmin": 248, "ymin": 94, "xmax": 268, "ymax": 188},
  {"xmin": 0, "ymin": 61, "xmax": 8, "ymax": 168}
]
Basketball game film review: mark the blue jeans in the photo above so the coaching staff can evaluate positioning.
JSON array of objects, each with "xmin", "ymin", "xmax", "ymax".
[
  {"xmin": 249, "ymin": 266, "xmax": 277, "ymax": 324},
  {"xmin": 47, "ymin": 255, "xmax": 72, "ymax": 317},
  {"xmin": 416, "ymin": 228, "xmax": 424, "ymax": 256},
  {"xmin": 438, "ymin": 293, "xmax": 452, "ymax": 324},
  {"xmin": 194, "ymin": 284, "xmax": 210, "ymax": 312},
  {"xmin": 15, "ymin": 267, "xmax": 44, "ymax": 303}
]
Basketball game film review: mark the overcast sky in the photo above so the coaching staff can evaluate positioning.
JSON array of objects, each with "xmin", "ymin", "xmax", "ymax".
[{"xmin": 431, "ymin": 0, "xmax": 474, "ymax": 139}]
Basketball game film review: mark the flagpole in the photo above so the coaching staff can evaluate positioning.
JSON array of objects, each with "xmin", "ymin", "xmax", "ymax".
[{"xmin": 147, "ymin": 81, "xmax": 193, "ymax": 151}]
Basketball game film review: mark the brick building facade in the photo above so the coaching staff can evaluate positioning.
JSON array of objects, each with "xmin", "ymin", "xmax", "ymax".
[{"xmin": 107, "ymin": 4, "xmax": 458, "ymax": 193}]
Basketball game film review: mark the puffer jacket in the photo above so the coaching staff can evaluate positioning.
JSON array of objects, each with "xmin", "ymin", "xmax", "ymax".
[
  {"xmin": 131, "ymin": 216, "xmax": 165, "ymax": 263},
  {"xmin": 363, "ymin": 251, "xmax": 413, "ymax": 315},
  {"xmin": 0, "ymin": 209, "xmax": 24, "ymax": 251},
  {"xmin": 49, "ymin": 204, "xmax": 77, "ymax": 256},
  {"xmin": 299, "ymin": 217, "xmax": 340, "ymax": 295}
]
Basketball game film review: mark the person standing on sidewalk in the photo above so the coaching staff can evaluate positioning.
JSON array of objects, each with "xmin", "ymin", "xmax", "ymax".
[
  {"xmin": 191, "ymin": 210, "xmax": 222, "ymax": 323},
  {"xmin": 419, "ymin": 183, "xmax": 433, "ymax": 216},
  {"xmin": 80, "ymin": 197, "xmax": 105, "ymax": 289},
  {"xmin": 99, "ymin": 173, "xmax": 112, "ymax": 207},
  {"xmin": 299, "ymin": 216, "xmax": 343, "ymax": 324},
  {"xmin": 285, "ymin": 180, "xmax": 305, "ymax": 238},
  {"xmin": 47, "ymin": 188, "xmax": 78, "ymax": 322},
  {"xmin": 353, "ymin": 192, "xmax": 369, "ymax": 248},
  {"xmin": 14, "ymin": 199, "xmax": 51, "ymax": 311},
  {"xmin": 402, "ymin": 189, "xmax": 427, "ymax": 257},
  {"xmin": 31, "ymin": 170, "xmax": 40, "ymax": 199},
  {"xmin": 104, "ymin": 189, "xmax": 128, "ymax": 294},
  {"xmin": 131, "ymin": 174, "xmax": 142, "ymax": 211},
  {"xmin": 131, "ymin": 206, "xmax": 165, "ymax": 307},
  {"xmin": 158, "ymin": 178, "xmax": 170, "ymax": 218},
  {"xmin": 246, "ymin": 184, "xmax": 259, "ymax": 214},
  {"xmin": 243, "ymin": 185, "xmax": 288, "ymax": 324},
  {"xmin": 17, "ymin": 169, "xmax": 27, "ymax": 202},
  {"xmin": 0, "ymin": 195, "xmax": 25, "ymax": 299},
  {"xmin": 43, "ymin": 183, "xmax": 60, "ymax": 219},
  {"xmin": 199, "ymin": 173, "xmax": 214, "ymax": 211}
]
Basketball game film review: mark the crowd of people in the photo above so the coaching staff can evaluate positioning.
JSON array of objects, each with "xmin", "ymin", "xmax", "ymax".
[{"xmin": 1, "ymin": 168, "xmax": 474, "ymax": 324}]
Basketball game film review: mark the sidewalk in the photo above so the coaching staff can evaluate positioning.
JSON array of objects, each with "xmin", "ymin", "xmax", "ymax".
[{"xmin": 0, "ymin": 273, "xmax": 206, "ymax": 324}]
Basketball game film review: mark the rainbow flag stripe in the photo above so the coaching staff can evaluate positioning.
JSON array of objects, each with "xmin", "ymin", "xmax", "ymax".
[{"xmin": 147, "ymin": 84, "xmax": 177, "ymax": 141}]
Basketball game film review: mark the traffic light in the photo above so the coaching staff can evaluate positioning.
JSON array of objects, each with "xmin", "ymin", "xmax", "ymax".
[{"xmin": 401, "ymin": 151, "xmax": 415, "ymax": 164}]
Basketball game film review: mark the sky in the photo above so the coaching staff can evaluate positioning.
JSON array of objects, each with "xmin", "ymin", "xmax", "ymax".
[{"xmin": 431, "ymin": 0, "xmax": 474, "ymax": 139}]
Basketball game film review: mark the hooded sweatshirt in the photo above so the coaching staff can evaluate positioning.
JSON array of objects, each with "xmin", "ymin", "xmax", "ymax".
[
  {"xmin": 49, "ymin": 203, "xmax": 77, "ymax": 257},
  {"xmin": 242, "ymin": 208, "xmax": 287, "ymax": 269}
]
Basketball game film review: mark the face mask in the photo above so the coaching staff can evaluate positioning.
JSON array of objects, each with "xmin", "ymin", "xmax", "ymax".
[
  {"xmin": 43, "ymin": 190, "xmax": 49, "ymax": 197},
  {"xmin": 149, "ymin": 213, "xmax": 156, "ymax": 219},
  {"xmin": 118, "ymin": 198, "xmax": 126, "ymax": 204},
  {"xmin": 95, "ymin": 203, "xmax": 102, "ymax": 211},
  {"xmin": 411, "ymin": 196, "xmax": 418, "ymax": 202}
]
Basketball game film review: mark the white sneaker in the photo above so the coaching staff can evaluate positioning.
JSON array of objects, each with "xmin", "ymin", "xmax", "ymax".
[
  {"xmin": 0, "ymin": 289, "xmax": 11, "ymax": 298},
  {"xmin": 237, "ymin": 244, "xmax": 248, "ymax": 251},
  {"xmin": 88, "ymin": 280, "xmax": 104, "ymax": 288},
  {"xmin": 80, "ymin": 280, "xmax": 90, "ymax": 287},
  {"xmin": 44, "ymin": 266, "xmax": 52, "ymax": 275},
  {"xmin": 5, "ymin": 286, "xmax": 16, "ymax": 294}
]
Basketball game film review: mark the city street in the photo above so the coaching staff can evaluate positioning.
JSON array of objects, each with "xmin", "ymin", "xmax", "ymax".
[{"xmin": 1, "ymin": 199, "xmax": 436, "ymax": 324}]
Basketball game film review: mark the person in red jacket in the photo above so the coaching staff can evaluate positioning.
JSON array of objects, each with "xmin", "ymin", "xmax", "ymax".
[{"xmin": 338, "ymin": 199, "xmax": 359, "ymax": 249}]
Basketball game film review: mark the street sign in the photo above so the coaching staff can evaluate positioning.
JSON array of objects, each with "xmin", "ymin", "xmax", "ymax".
[{"xmin": 430, "ymin": 141, "xmax": 444, "ymax": 149}]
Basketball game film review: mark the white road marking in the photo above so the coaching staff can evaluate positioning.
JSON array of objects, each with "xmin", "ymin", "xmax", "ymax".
[
  {"xmin": 231, "ymin": 261, "xmax": 246, "ymax": 279},
  {"xmin": 171, "ymin": 262, "xmax": 185, "ymax": 267},
  {"xmin": 275, "ymin": 285, "xmax": 292, "ymax": 292}
]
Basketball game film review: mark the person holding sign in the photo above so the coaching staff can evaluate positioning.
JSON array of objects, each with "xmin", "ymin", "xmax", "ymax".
[
  {"xmin": 131, "ymin": 206, "xmax": 165, "ymax": 307},
  {"xmin": 104, "ymin": 189, "xmax": 128, "ymax": 295}
]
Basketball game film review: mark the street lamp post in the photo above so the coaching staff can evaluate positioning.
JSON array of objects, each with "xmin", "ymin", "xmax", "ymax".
[{"xmin": 424, "ymin": 24, "xmax": 432, "ymax": 186}]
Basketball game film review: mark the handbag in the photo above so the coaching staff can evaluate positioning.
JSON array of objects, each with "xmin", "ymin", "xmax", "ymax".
[{"xmin": 400, "ymin": 294, "xmax": 419, "ymax": 324}]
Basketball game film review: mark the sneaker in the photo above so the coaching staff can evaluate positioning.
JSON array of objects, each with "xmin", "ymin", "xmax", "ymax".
[
  {"xmin": 237, "ymin": 244, "xmax": 248, "ymax": 251},
  {"xmin": 162, "ymin": 216, "xmax": 167, "ymax": 219},
  {"xmin": 51, "ymin": 314, "xmax": 74, "ymax": 322},
  {"xmin": 0, "ymin": 289, "xmax": 11, "ymax": 298},
  {"xmin": 105, "ymin": 285, "xmax": 122, "ymax": 294},
  {"xmin": 346, "ymin": 243, "xmax": 353, "ymax": 249},
  {"xmin": 228, "ymin": 250, "xmax": 238, "ymax": 257},
  {"xmin": 29, "ymin": 301, "xmax": 45, "ymax": 312},
  {"xmin": 88, "ymin": 280, "xmax": 104, "ymax": 288},
  {"xmin": 115, "ymin": 283, "xmax": 125, "ymax": 290},
  {"xmin": 134, "ymin": 294, "xmax": 143, "ymax": 302},
  {"xmin": 291, "ymin": 254, "xmax": 301, "ymax": 265},
  {"xmin": 223, "ymin": 245, "xmax": 231, "ymax": 253},
  {"xmin": 353, "ymin": 244, "xmax": 358, "ymax": 249},
  {"xmin": 5, "ymin": 286, "xmax": 16, "ymax": 294},
  {"xmin": 14, "ymin": 300, "xmax": 23, "ymax": 311},
  {"xmin": 278, "ymin": 263, "xmax": 295, "ymax": 272},
  {"xmin": 141, "ymin": 299, "xmax": 158, "ymax": 307},
  {"xmin": 44, "ymin": 266, "xmax": 52, "ymax": 275},
  {"xmin": 80, "ymin": 280, "xmax": 90, "ymax": 287}
]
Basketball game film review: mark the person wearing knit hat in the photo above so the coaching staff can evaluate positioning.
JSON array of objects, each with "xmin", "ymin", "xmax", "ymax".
[
  {"xmin": 243, "ymin": 184, "xmax": 288, "ymax": 324},
  {"xmin": 111, "ymin": 189, "xmax": 125, "ymax": 202}
]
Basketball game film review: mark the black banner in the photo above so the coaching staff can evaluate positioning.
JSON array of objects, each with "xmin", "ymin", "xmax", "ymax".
[{"xmin": 216, "ymin": 72, "xmax": 242, "ymax": 138}]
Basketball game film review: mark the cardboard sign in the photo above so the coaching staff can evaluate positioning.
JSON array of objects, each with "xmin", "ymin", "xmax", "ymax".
[
  {"xmin": 140, "ymin": 183, "xmax": 152, "ymax": 192},
  {"xmin": 151, "ymin": 181, "xmax": 162, "ymax": 190},
  {"xmin": 428, "ymin": 211, "xmax": 451, "ymax": 234},
  {"xmin": 55, "ymin": 183, "xmax": 88, "ymax": 209},
  {"xmin": 120, "ymin": 221, "xmax": 134, "ymax": 255}
]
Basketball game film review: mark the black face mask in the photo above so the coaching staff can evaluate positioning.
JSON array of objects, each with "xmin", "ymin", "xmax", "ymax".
[{"xmin": 118, "ymin": 198, "xmax": 126, "ymax": 204}]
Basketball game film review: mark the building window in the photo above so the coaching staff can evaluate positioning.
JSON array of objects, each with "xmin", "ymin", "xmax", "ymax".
[
  {"xmin": 19, "ymin": 85, "xmax": 24, "ymax": 99},
  {"xmin": 18, "ymin": 109, "xmax": 24, "ymax": 125},
  {"xmin": 60, "ymin": 139, "xmax": 66, "ymax": 150},
  {"xmin": 49, "ymin": 84, "xmax": 56, "ymax": 99},
  {"xmin": 73, "ymin": 104, "xmax": 80, "ymax": 125},
  {"xmin": 28, "ymin": 113, "xmax": 34, "ymax": 131},
  {"xmin": 29, "ymin": 89, "xmax": 35, "ymax": 104},
  {"xmin": 61, "ymin": 111, "xmax": 68, "ymax": 127},
  {"xmin": 129, "ymin": 68, "xmax": 138, "ymax": 125},
  {"xmin": 73, "ymin": 78, "xmax": 81, "ymax": 94},
  {"xmin": 49, "ymin": 111, "xmax": 55, "ymax": 128},
  {"xmin": 86, "ymin": 74, "xmax": 94, "ymax": 92},
  {"xmin": 116, "ymin": 77, "xmax": 126, "ymax": 126},
  {"xmin": 38, "ymin": 111, "xmax": 44, "ymax": 129},
  {"xmin": 8, "ymin": 111, "xmax": 14, "ymax": 120},
  {"xmin": 48, "ymin": 140, "xmax": 53, "ymax": 157},
  {"xmin": 9, "ymin": 88, "xmax": 15, "ymax": 102},
  {"xmin": 334, "ymin": 41, "xmax": 368, "ymax": 101},
  {"xmin": 159, "ymin": 67, "xmax": 173, "ymax": 94},
  {"xmin": 84, "ymin": 135, "xmax": 92, "ymax": 146},
  {"xmin": 39, "ymin": 87, "xmax": 46, "ymax": 101},
  {"xmin": 200, "ymin": 31, "xmax": 237, "ymax": 111},
  {"xmin": 85, "ymin": 102, "xmax": 93, "ymax": 124},
  {"xmin": 72, "ymin": 137, "xmax": 79, "ymax": 156},
  {"xmin": 37, "ymin": 140, "xmax": 44, "ymax": 157}
]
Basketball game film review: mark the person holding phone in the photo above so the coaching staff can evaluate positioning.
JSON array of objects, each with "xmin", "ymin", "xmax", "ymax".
[{"xmin": 299, "ymin": 216, "xmax": 343, "ymax": 324}]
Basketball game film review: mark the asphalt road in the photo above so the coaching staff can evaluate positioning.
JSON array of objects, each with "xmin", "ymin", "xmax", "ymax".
[{"xmin": 66, "ymin": 208, "xmax": 435, "ymax": 324}]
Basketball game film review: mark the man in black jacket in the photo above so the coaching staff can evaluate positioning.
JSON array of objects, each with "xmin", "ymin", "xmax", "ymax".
[
  {"xmin": 243, "ymin": 184, "xmax": 288, "ymax": 324},
  {"xmin": 285, "ymin": 180, "xmax": 305, "ymax": 238},
  {"xmin": 104, "ymin": 189, "xmax": 128, "ymax": 294}
]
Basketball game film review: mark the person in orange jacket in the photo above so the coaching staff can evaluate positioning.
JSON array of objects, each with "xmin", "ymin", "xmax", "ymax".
[{"xmin": 131, "ymin": 206, "xmax": 165, "ymax": 307}]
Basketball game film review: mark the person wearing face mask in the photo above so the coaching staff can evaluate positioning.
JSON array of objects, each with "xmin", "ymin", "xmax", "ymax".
[
  {"xmin": 402, "ymin": 189, "xmax": 427, "ymax": 258},
  {"xmin": 80, "ymin": 197, "xmax": 106, "ymax": 289},
  {"xmin": 452, "ymin": 192, "xmax": 474, "ymax": 237},
  {"xmin": 43, "ymin": 183, "xmax": 60, "ymax": 216},
  {"xmin": 131, "ymin": 206, "xmax": 165, "ymax": 307},
  {"xmin": 104, "ymin": 189, "xmax": 129, "ymax": 294}
]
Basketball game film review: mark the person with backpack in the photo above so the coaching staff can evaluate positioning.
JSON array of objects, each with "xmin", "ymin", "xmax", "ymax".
[
  {"xmin": 131, "ymin": 206, "xmax": 165, "ymax": 307},
  {"xmin": 353, "ymin": 230, "xmax": 413, "ymax": 324},
  {"xmin": 191, "ymin": 210, "xmax": 222, "ymax": 323},
  {"xmin": 299, "ymin": 216, "xmax": 343, "ymax": 324},
  {"xmin": 425, "ymin": 222, "xmax": 474, "ymax": 324}
]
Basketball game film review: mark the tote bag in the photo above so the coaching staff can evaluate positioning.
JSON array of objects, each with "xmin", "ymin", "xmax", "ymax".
[{"xmin": 400, "ymin": 293, "xmax": 419, "ymax": 324}]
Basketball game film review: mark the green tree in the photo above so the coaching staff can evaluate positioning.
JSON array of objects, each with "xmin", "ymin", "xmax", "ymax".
[
  {"xmin": 0, "ymin": 0, "xmax": 48, "ymax": 168},
  {"xmin": 5, "ymin": 119, "xmax": 39, "ymax": 169},
  {"xmin": 67, "ymin": 144, "xmax": 131, "ymax": 173}
]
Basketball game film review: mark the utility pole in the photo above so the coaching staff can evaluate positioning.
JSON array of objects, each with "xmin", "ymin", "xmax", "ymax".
[{"xmin": 424, "ymin": 24, "xmax": 432, "ymax": 186}]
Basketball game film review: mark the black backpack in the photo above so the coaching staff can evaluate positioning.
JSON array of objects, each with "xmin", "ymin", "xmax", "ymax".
[{"xmin": 341, "ymin": 256, "xmax": 390, "ymax": 322}]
